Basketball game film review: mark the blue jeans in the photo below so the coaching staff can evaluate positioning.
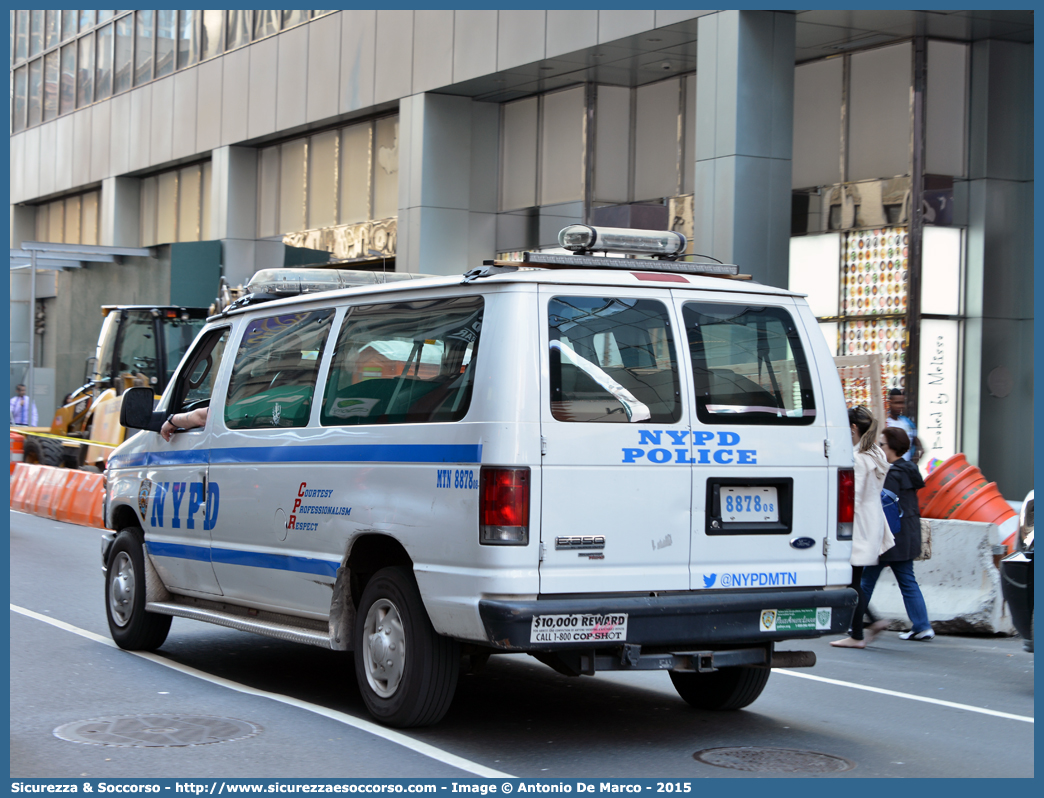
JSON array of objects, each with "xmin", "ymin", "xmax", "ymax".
[{"xmin": 861, "ymin": 560, "xmax": 931, "ymax": 633}]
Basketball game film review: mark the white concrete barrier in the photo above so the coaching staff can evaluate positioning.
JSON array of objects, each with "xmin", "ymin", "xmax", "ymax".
[{"xmin": 866, "ymin": 519, "xmax": 1014, "ymax": 635}]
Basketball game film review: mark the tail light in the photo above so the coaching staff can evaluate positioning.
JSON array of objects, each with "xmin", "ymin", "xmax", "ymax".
[
  {"xmin": 837, "ymin": 468, "xmax": 854, "ymax": 540},
  {"xmin": 479, "ymin": 466, "xmax": 530, "ymax": 545}
]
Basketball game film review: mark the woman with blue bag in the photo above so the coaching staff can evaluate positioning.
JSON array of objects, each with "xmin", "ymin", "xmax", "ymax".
[
  {"xmin": 860, "ymin": 426, "xmax": 935, "ymax": 641},
  {"xmin": 831, "ymin": 406, "xmax": 895, "ymax": 649}
]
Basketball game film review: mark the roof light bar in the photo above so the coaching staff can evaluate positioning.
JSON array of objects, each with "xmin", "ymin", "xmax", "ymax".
[
  {"xmin": 245, "ymin": 268, "xmax": 424, "ymax": 297},
  {"xmin": 559, "ymin": 224, "xmax": 687, "ymax": 259},
  {"xmin": 520, "ymin": 251, "xmax": 739, "ymax": 276}
]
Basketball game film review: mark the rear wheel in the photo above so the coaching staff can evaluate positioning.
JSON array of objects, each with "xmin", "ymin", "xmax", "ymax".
[
  {"xmin": 354, "ymin": 566, "xmax": 459, "ymax": 727},
  {"xmin": 669, "ymin": 666, "xmax": 770, "ymax": 711},
  {"xmin": 23, "ymin": 436, "xmax": 63, "ymax": 466},
  {"xmin": 105, "ymin": 529, "xmax": 171, "ymax": 650}
]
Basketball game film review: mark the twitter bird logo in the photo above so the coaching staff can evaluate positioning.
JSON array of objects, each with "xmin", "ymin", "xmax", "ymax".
[{"xmin": 703, "ymin": 573, "xmax": 717, "ymax": 588}]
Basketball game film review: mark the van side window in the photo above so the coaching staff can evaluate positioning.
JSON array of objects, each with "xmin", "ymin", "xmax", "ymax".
[
  {"xmin": 548, "ymin": 296, "xmax": 681, "ymax": 424},
  {"xmin": 682, "ymin": 302, "xmax": 816, "ymax": 425},
  {"xmin": 171, "ymin": 327, "xmax": 230, "ymax": 414},
  {"xmin": 321, "ymin": 297, "xmax": 483, "ymax": 426},
  {"xmin": 224, "ymin": 310, "xmax": 334, "ymax": 429}
]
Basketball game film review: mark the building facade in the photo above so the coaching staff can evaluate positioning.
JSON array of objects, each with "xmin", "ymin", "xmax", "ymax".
[{"xmin": 9, "ymin": 9, "xmax": 1034, "ymax": 497}]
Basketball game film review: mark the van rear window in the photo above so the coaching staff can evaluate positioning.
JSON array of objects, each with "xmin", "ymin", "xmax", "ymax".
[
  {"xmin": 548, "ymin": 296, "xmax": 681, "ymax": 424},
  {"xmin": 682, "ymin": 302, "xmax": 816, "ymax": 425},
  {"xmin": 321, "ymin": 296, "xmax": 483, "ymax": 426}
]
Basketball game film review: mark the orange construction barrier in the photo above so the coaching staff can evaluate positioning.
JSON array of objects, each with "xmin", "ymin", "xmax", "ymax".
[
  {"xmin": 918, "ymin": 453, "xmax": 971, "ymax": 514},
  {"xmin": 922, "ymin": 466, "xmax": 987, "ymax": 519},
  {"xmin": 10, "ymin": 462, "xmax": 34, "ymax": 512},
  {"xmin": 87, "ymin": 482, "xmax": 106, "ymax": 529},
  {"xmin": 54, "ymin": 470, "xmax": 91, "ymax": 524},
  {"xmin": 66, "ymin": 472, "xmax": 104, "ymax": 527},
  {"xmin": 33, "ymin": 467, "xmax": 73, "ymax": 519},
  {"xmin": 21, "ymin": 465, "xmax": 55, "ymax": 517},
  {"xmin": 951, "ymin": 482, "xmax": 1018, "ymax": 526},
  {"xmin": 10, "ymin": 431, "xmax": 24, "ymax": 475}
]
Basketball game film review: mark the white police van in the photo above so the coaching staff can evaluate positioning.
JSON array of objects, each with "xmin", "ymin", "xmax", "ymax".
[{"xmin": 103, "ymin": 225, "xmax": 857, "ymax": 727}]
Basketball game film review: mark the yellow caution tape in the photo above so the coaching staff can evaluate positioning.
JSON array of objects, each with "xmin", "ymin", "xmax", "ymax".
[{"xmin": 11, "ymin": 428, "xmax": 117, "ymax": 449}]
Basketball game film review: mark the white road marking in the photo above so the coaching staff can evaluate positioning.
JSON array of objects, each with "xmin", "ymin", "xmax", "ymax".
[
  {"xmin": 11, "ymin": 603, "xmax": 513, "ymax": 778},
  {"xmin": 776, "ymin": 668, "xmax": 1034, "ymax": 723}
]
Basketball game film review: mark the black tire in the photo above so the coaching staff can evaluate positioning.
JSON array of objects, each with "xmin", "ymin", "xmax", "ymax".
[
  {"xmin": 105, "ymin": 529, "xmax": 171, "ymax": 651},
  {"xmin": 669, "ymin": 666, "xmax": 771, "ymax": 711},
  {"xmin": 354, "ymin": 566, "xmax": 459, "ymax": 727},
  {"xmin": 23, "ymin": 436, "xmax": 64, "ymax": 467}
]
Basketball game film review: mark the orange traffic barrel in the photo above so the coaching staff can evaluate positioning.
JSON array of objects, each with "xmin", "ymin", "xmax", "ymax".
[
  {"xmin": 67, "ymin": 472, "xmax": 104, "ymax": 527},
  {"xmin": 922, "ymin": 466, "xmax": 988, "ymax": 519},
  {"xmin": 10, "ymin": 431, "xmax": 24, "ymax": 474},
  {"xmin": 951, "ymin": 482, "xmax": 1018, "ymax": 526},
  {"xmin": 54, "ymin": 470, "xmax": 90, "ymax": 523},
  {"xmin": 10, "ymin": 462, "xmax": 34, "ymax": 512},
  {"xmin": 918, "ymin": 453, "xmax": 971, "ymax": 514}
]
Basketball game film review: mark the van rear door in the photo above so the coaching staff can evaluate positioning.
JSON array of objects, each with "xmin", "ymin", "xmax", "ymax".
[
  {"xmin": 676, "ymin": 296, "xmax": 830, "ymax": 592},
  {"xmin": 538, "ymin": 286, "xmax": 692, "ymax": 595}
]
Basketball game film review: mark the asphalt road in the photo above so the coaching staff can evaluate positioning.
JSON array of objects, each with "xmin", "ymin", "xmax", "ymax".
[{"xmin": 9, "ymin": 511, "xmax": 1034, "ymax": 779}]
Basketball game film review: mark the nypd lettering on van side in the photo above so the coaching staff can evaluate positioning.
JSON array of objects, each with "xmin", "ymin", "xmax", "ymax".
[
  {"xmin": 145, "ymin": 480, "xmax": 220, "ymax": 531},
  {"xmin": 621, "ymin": 430, "xmax": 757, "ymax": 465}
]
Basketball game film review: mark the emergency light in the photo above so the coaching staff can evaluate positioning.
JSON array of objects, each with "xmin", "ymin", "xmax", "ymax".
[
  {"xmin": 245, "ymin": 268, "xmax": 425, "ymax": 297},
  {"xmin": 559, "ymin": 224, "xmax": 687, "ymax": 258}
]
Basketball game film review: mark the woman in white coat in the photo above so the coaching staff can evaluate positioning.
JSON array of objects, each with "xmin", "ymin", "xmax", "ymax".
[{"xmin": 831, "ymin": 405, "xmax": 895, "ymax": 648}]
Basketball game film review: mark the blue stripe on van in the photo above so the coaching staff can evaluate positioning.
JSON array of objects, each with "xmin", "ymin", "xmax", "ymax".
[
  {"xmin": 147, "ymin": 541, "xmax": 339, "ymax": 577},
  {"xmin": 146, "ymin": 541, "xmax": 214, "ymax": 562},
  {"xmin": 109, "ymin": 443, "xmax": 482, "ymax": 470}
]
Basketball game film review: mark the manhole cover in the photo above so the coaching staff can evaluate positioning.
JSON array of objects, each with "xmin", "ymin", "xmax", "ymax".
[
  {"xmin": 54, "ymin": 715, "xmax": 261, "ymax": 748},
  {"xmin": 694, "ymin": 747, "xmax": 855, "ymax": 773}
]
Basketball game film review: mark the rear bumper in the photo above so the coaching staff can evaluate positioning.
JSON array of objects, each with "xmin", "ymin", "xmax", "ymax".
[{"xmin": 479, "ymin": 587, "xmax": 857, "ymax": 651}]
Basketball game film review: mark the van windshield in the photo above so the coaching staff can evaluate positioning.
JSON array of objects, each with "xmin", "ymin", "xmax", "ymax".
[{"xmin": 682, "ymin": 302, "xmax": 816, "ymax": 425}]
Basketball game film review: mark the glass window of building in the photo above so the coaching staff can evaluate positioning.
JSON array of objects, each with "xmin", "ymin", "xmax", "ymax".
[
  {"xmin": 47, "ymin": 200, "xmax": 65, "ymax": 243},
  {"xmin": 59, "ymin": 43, "xmax": 76, "ymax": 115},
  {"xmin": 113, "ymin": 14, "xmax": 132, "ymax": 94},
  {"xmin": 282, "ymin": 10, "xmax": 308, "ymax": 29},
  {"xmin": 29, "ymin": 10, "xmax": 43, "ymax": 58},
  {"xmin": 13, "ymin": 66, "xmax": 27, "ymax": 132},
  {"xmin": 77, "ymin": 33, "xmax": 94, "ymax": 107},
  {"xmin": 31, "ymin": 191, "xmax": 101, "ymax": 245},
  {"xmin": 156, "ymin": 170, "xmax": 179, "ymax": 245},
  {"xmin": 500, "ymin": 97, "xmax": 538, "ymax": 211},
  {"xmin": 279, "ymin": 138, "xmax": 307, "ymax": 234},
  {"xmin": 61, "ymin": 10, "xmax": 77, "ymax": 42},
  {"xmin": 257, "ymin": 146, "xmax": 280, "ymax": 238},
  {"xmin": 140, "ymin": 163, "xmax": 212, "ymax": 246},
  {"xmin": 200, "ymin": 10, "xmax": 223, "ymax": 61},
  {"xmin": 178, "ymin": 164, "xmax": 202, "ymax": 242},
  {"xmin": 308, "ymin": 130, "xmax": 338, "ymax": 230},
  {"xmin": 634, "ymin": 78, "xmax": 683, "ymax": 201},
  {"xmin": 155, "ymin": 10, "xmax": 175, "ymax": 78},
  {"xmin": 177, "ymin": 11, "xmax": 199, "ymax": 69},
  {"xmin": 372, "ymin": 116, "xmax": 399, "ymax": 220},
  {"xmin": 253, "ymin": 10, "xmax": 279, "ymax": 40},
  {"xmin": 339, "ymin": 123, "xmax": 372, "ymax": 225},
  {"xmin": 15, "ymin": 10, "xmax": 28, "ymax": 62},
  {"xmin": 98, "ymin": 12, "xmax": 115, "ymax": 24},
  {"xmin": 43, "ymin": 51, "xmax": 59, "ymax": 121},
  {"xmin": 96, "ymin": 24, "xmax": 113, "ymax": 99},
  {"xmin": 81, "ymin": 191, "xmax": 99, "ymax": 245},
  {"xmin": 64, "ymin": 195, "xmax": 82, "ymax": 244},
  {"xmin": 226, "ymin": 10, "xmax": 251, "ymax": 50},
  {"xmin": 539, "ymin": 86, "xmax": 585, "ymax": 207},
  {"xmin": 27, "ymin": 58, "xmax": 43, "ymax": 127},
  {"xmin": 134, "ymin": 10, "xmax": 154, "ymax": 86},
  {"xmin": 44, "ymin": 10, "xmax": 59, "ymax": 51},
  {"xmin": 79, "ymin": 11, "xmax": 96, "ymax": 31}
]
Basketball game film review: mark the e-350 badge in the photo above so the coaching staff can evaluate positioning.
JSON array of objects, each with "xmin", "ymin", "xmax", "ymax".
[{"xmin": 138, "ymin": 479, "xmax": 153, "ymax": 520}]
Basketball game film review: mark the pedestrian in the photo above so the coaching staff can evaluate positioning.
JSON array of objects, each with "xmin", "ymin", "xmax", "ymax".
[
  {"xmin": 860, "ymin": 426, "xmax": 935, "ymax": 641},
  {"xmin": 885, "ymin": 388, "xmax": 923, "ymax": 463},
  {"xmin": 831, "ymin": 405, "xmax": 895, "ymax": 649},
  {"xmin": 10, "ymin": 384, "xmax": 38, "ymax": 426}
]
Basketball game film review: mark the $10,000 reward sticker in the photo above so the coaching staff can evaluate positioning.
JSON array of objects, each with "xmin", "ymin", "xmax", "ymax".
[{"xmin": 530, "ymin": 614, "xmax": 628, "ymax": 644}]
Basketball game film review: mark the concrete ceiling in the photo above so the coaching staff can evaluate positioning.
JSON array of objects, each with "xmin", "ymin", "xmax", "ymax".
[{"xmin": 438, "ymin": 10, "xmax": 1033, "ymax": 103}]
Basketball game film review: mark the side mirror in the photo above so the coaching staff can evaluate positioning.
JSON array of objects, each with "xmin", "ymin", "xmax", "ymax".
[{"xmin": 120, "ymin": 386, "xmax": 157, "ymax": 430}]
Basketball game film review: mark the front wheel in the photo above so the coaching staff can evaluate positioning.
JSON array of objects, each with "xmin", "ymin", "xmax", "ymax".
[
  {"xmin": 353, "ymin": 566, "xmax": 459, "ymax": 727},
  {"xmin": 105, "ymin": 529, "xmax": 171, "ymax": 650},
  {"xmin": 669, "ymin": 666, "xmax": 770, "ymax": 711}
]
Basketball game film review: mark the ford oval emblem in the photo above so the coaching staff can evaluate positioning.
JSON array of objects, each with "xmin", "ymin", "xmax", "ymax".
[{"xmin": 790, "ymin": 537, "xmax": 816, "ymax": 550}]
